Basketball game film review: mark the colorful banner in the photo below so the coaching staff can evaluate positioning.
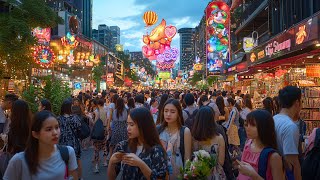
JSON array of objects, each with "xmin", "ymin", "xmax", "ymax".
[
  {"xmin": 206, "ymin": 1, "xmax": 230, "ymax": 76},
  {"xmin": 306, "ymin": 65, "xmax": 320, "ymax": 77}
]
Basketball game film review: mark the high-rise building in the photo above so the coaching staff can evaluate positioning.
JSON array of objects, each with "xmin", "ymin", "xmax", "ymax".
[
  {"xmin": 130, "ymin": 51, "xmax": 143, "ymax": 61},
  {"xmin": 178, "ymin": 28, "xmax": 195, "ymax": 71},
  {"xmin": 81, "ymin": 0, "xmax": 92, "ymax": 38},
  {"xmin": 46, "ymin": 0, "xmax": 92, "ymax": 38},
  {"xmin": 110, "ymin": 26, "xmax": 120, "ymax": 51},
  {"xmin": 195, "ymin": 15, "xmax": 206, "ymax": 64},
  {"xmin": 92, "ymin": 24, "xmax": 112, "ymax": 49}
]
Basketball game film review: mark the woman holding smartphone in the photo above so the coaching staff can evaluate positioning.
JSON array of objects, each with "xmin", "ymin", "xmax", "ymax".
[{"xmin": 108, "ymin": 107, "xmax": 168, "ymax": 180}]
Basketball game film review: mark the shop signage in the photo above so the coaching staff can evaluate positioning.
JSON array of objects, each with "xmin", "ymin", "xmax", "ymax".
[
  {"xmin": 265, "ymin": 39, "xmax": 291, "ymax": 58},
  {"xmin": 193, "ymin": 63, "xmax": 203, "ymax": 71},
  {"xmin": 158, "ymin": 72, "xmax": 171, "ymax": 80},
  {"xmin": 248, "ymin": 14, "xmax": 320, "ymax": 66},
  {"xmin": 107, "ymin": 73, "xmax": 114, "ymax": 83},
  {"xmin": 306, "ymin": 65, "xmax": 320, "ymax": 77},
  {"xmin": 8, "ymin": 80, "xmax": 14, "ymax": 92},
  {"xmin": 243, "ymin": 37, "xmax": 254, "ymax": 52}
]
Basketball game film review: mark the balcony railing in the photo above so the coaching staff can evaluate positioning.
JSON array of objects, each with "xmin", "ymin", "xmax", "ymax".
[
  {"xmin": 231, "ymin": 21, "xmax": 270, "ymax": 53},
  {"xmin": 236, "ymin": 0, "xmax": 267, "ymax": 29}
]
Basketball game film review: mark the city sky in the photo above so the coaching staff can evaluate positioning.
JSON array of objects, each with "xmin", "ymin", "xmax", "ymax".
[{"xmin": 93, "ymin": 0, "xmax": 211, "ymax": 52}]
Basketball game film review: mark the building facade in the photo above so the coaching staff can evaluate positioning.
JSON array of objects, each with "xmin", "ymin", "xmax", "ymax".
[
  {"xmin": 81, "ymin": 0, "xmax": 92, "ymax": 39},
  {"xmin": 178, "ymin": 28, "xmax": 196, "ymax": 71},
  {"xmin": 110, "ymin": 26, "xmax": 120, "ymax": 51},
  {"xmin": 92, "ymin": 24, "xmax": 112, "ymax": 49}
]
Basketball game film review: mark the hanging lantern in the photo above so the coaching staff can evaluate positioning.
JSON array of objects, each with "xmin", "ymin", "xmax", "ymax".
[{"xmin": 143, "ymin": 11, "xmax": 158, "ymax": 27}]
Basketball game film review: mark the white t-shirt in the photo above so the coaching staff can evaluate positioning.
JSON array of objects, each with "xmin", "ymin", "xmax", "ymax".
[
  {"xmin": 273, "ymin": 114, "xmax": 299, "ymax": 156},
  {"xmin": 4, "ymin": 145, "xmax": 78, "ymax": 180}
]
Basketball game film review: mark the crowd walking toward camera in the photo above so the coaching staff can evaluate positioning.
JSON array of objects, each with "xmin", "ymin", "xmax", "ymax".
[{"xmin": 0, "ymin": 86, "xmax": 320, "ymax": 180}]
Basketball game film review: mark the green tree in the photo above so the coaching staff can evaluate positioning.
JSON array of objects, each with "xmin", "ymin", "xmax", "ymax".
[
  {"xmin": 0, "ymin": 0, "xmax": 63, "ymax": 78},
  {"xmin": 22, "ymin": 77, "xmax": 71, "ymax": 115},
  {"xmin": 188, "ymin": 72, "xmax": 202, "ymax": 86},
  {"xmin": 92, "ymin": 64, "xmax": 104, "ymax": 92},
  {"xmin": 207, "ymin": 76, "xmax": 218, "ymax": 86}
]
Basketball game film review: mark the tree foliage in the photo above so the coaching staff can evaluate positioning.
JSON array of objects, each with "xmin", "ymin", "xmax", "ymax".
[
  {"xmin": 0, "ymin": 0, "xmax": 63, "ymax": 78},
  {"xmin": 188, "ymin": 72, "xmax": 202, "ymax": 86},
  {"xmin": 22, "ymin": 77, "xmax": 71, "ymax": 115},
  {"xmin": 92, "ymin": 64, "xmax": 104, "ymax": 92}
]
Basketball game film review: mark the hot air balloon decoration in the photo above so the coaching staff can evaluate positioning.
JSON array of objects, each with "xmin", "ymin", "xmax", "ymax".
[{"xmin": 143, "ymin": 11, "xmax": 158, "ymax": 27}]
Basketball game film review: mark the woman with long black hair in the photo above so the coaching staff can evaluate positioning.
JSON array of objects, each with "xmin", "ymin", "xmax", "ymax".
[
  {"xmin": 108, "ymin": 107, "xmax": 167, "ymax": 179},
  {"xmin": 3, "ymin": 110, "xmax": 78, "ymax": 180}
]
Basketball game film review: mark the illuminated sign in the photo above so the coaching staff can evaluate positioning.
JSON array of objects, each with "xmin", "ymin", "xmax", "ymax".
[
  {"xmin": 158, "ymin": 72, "xmax": 171, "ymax": 80},
  {"xmin": 250, "ymin": 53, "xmax": 256, "ymax": 62},
  {"xmin": 306, "ymin": 65, "xmax": 320, "ymax": 77},
  {"xmin": 243, "ymin": 37, "xmax": 254, "ymax": 52},
  {"xmin": 265, "ymin": 39, "xmax": 291, "ymax": 58},
  {"xmin": 32, "ymin": 27, "xmax": 51, "ymax": 43},
  {"xmin": 206, "ymin": 1, "xmax": 230, "ymax": 76},
  {"xmin": 248, "ymin": 14, "xmax": 320, "ymax": 66},
  {"xmin": 296, "ymin": 25, "xmax": 307, "ymax": 45},
  {"xmin": 193, "ymin": 63, "xmax": 203, "ymax": 71},
  {"xmin": 258, "ymin": 50, "xmax": 265, "ymax": 60}
]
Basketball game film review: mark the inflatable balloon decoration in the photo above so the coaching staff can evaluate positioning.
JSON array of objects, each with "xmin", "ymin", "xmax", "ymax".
[
  {"xmin": 142, "ymin": 19, "xmax": 177, "ymax": 61},
  {"xmin": 206, "ymin": 2, "xmax": 230, "ymax": 75},
  {"xmin": 156, "ymin": 47, "xmax": 179, "ymax": 70}
]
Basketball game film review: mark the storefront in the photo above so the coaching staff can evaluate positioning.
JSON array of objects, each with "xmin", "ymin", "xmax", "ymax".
[{"xmin": 245, "ymin": 12, "xmax": 320, "ymax": 133}]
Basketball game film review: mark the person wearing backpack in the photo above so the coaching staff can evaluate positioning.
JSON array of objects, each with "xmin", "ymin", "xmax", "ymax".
[
  {"xmin": 182, "ymin": 93, "xmax": 198, "ymax": 130},
  {"xmin": 238, "ymin": 110, "xmax": 285, "ymax": 180},
  {"xmin": 302, "ymin": 127, "xmax": 320, "ymax": 179},
  {"xmin": 58, "ymin": 100, "xmax": 83, "ymax": 179},
  {"xmin": 3, "ymin": 110, "xmax": 78, "ymax": 180},
  {"xmin": 157, "ymin": 99, "xmax": 192, "ymax": 179},
  {"xmin": 198, "ymin": 95, "xmax": 220, "ymax": 122}
]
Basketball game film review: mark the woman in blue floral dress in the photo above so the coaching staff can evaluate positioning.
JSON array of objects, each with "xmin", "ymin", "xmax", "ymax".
[{"xmin": 108, "ymin": 107, "xmax": 168, "ymax": 180}]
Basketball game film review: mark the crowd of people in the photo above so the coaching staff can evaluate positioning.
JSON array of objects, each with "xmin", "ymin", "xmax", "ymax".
[{"xmin": 0, "ymin": 86, "xmax": 319, "ymax": 180}]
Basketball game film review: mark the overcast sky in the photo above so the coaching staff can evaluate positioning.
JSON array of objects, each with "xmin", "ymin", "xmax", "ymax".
[{"xmin": 92, "ymin": 0, "xmax": 211, "ymax": 52}]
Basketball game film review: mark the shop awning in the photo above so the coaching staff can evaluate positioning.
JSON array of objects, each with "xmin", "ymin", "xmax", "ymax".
[{"xmin": 249, "ymin": 48, "xmax": 320, "ymax": 70}]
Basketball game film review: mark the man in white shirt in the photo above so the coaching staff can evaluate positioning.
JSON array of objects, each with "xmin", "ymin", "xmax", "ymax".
[{"xmin": 273, "ymin": 86, "xmax": 302, "ymax": 180}]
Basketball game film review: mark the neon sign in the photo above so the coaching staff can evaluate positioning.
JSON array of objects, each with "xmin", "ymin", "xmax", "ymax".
[
  {"xmin": 33, "ymin": 45, "xmax": 55, "ymax": 68},
  {"xmin": 265, "ymin": 39, "xmax": 291, "ymax": 58},
  {"xmin": 206, "ymin": 1, "xmax": 230, "ymax": 75}
]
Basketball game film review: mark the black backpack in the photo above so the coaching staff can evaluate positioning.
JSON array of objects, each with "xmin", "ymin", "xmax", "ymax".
[
  {"xmin": 78, "ymin": 116, "xmax": 91, "ymax": 140},
  {"xmin": 183, "ymin": 109, "xmax": 198, "ymax": 130},
  {"xmin": 57, "ymin": 145, "xmax": 69, "ymax": 179},
  {"xmin": 157, "ymin": 125, "xmax": 186, "ymax": 166},
  {"xmin": 302, "ymin": 128, "xmax": 320, "ymax": 180},
  {"xmin": 91, "ymin": 118, "xmax": 105, "ymax": 141}
]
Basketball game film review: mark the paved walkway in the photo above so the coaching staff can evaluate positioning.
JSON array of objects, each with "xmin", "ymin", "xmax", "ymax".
[{"xmin": 81, "ymin": 147, "xmax": 108, "ymax": 180}]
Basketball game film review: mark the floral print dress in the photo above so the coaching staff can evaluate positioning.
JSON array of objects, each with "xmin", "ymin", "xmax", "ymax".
[
  {"xmin": 159, "ymin": 129, "xmax": 184, "ymax": 179},
  {"xmin": 114, "ymin": 140, "xmax": 168, "ymax": 180},
  {"xmin": 193, "ymin": 138, "xmax": 226, "ymax": 180},
  {"xmin": 58, "ymin": 115, "xmax": 82, "ymax": 158}
]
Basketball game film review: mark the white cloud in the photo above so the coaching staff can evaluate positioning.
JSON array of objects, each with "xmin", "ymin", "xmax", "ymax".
[
  {"xmin": 171, "ymin": 16, "xmax": 199, "ymax": 29},
  {"xmin": 124, "ymin": 42, "xmax": 135, "ymax": 47},
  {"xmin": 122, "ymin": 31, "xmax": 144, "ymax": 39}
]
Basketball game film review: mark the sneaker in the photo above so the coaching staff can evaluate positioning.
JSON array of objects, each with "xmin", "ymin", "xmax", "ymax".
[{"xmin": 94, "ymin": 164, "xmax": 99, "ymax": 173}]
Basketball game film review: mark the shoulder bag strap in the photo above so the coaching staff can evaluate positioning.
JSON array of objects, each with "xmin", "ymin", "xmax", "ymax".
[
  {"xmin": 258, "ymin": 147, "xmax": 276, "ymax": 179},
  {"xmin": 179, "ymin": 126, "xmax": 186, "ymax": 166}
]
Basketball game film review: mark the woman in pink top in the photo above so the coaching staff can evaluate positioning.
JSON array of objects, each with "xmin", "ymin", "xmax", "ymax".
[{"xmin": 238, "ymin": 110, "xmax": 285, "ymax": 180}]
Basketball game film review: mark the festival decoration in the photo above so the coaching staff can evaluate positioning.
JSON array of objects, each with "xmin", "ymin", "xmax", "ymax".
[
  {"xmin": 206, "ymin": 1, "xmax": 230, "ymax": 75},
  {"xmin": 143, "ymin": 11, "xmax": 158, "ymax": 27},
  {"xmin": 61, "ymin": 32, "xmax": 79, "ymax": 48},
  {"xmin": 33, "ymin": 45, "xmax": 55, "ymax": 68},
  {"xmin": 142, "ymin": 19, "xmax": 177, "ymax": 60},
  {"xmin": 32, "ymin": 27, "xmax": 51, "ymax": 43}
]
